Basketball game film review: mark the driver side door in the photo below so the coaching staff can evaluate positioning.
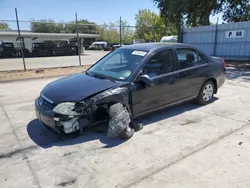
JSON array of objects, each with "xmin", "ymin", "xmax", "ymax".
[{"xmin": 131, "ymin": 49, "xmax": 179, "ymax": 117}]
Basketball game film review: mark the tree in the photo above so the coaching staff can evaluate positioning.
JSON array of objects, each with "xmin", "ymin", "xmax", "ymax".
[
  {"xmin": 31, "ymin": 19, "xmax": 64, "ymax": 33},
  {"xmin": 0, "ymin": 22, "xmax": 9, "ymax": 30},
  {"xmin": 119, "ymin": 20, "xmax": 135, "ymax": 44},
  {"xmin": 98, "ymin": 22, "xmax": 119, "ymax": 43},
  {"xmin": 64, "ymin": 19, "xmax": 98, "ymax": 34},
  {"xmin": 154, "ymin": 0, "xmax": 225, "ymax": 27},
  {"xmin": 98, "ymin": 21, "xmax": 135, "ymax": 44},
  {"xmin": 135, "ymin": 9, "xmax": 177, "ymax": 42},
  {"xmin": 222, "ymin": 0, "xmax": 250, "ymax": 22},
  {"xmin": 31, "ymin": 19, "xmax": 98, "ymax": 34}
]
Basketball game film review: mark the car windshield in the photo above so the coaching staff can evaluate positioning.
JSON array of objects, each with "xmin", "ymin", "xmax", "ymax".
[
  {"xmin": 2, "ymin": 43, "xmax": 14, "ymax": 48},
  {"xmin": 87, "ymin": 49, "xmax": 148, "ymax": 81}
]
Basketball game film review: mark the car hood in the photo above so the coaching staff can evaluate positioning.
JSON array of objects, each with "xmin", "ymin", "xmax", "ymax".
[{"xmin": 41, "ymin": 73, "xmax": 119, "ymax": 104}]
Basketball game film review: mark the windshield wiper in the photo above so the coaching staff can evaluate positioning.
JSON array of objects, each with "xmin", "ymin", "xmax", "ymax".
[{"xmin": 92, "ymin": 74, "xmax": 116, "ymax": 82}]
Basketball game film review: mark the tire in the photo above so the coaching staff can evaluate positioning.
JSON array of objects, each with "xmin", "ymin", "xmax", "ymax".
[
  {"xmin": 197, "ymin": 80, "xmax": 215, "ymax": 105},
  {"xmin": 109, "ymin": 103, "xmax": 134, "ymax": 139}
]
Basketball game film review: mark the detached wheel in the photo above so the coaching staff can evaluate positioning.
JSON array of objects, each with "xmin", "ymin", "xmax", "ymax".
[
  {"xmin": 197, "ymin": 81, "xmax": 215, "ymax": 105},
  {"xmin": 109, "ymin": 103, "xmax": 134, "ymax": 139}
]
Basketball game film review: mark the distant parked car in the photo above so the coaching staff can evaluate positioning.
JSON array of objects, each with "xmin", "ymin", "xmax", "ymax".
[
  {"xmin": 160, "ymin": 35, "xmax": 178, "ymax": 43},
  {"xmin": 111, "ymin": 44, "xmax": 125, "ymax": 51},
  {"xmin": 0, "ymin": 42, "xmax": 17, "ymax": 58},
  {"xmin": 31, "ymin": 42, "xmax": 54, "ymax": 57},
  {"xmin": 53, "ymin": 41, "xmax": 78, "ymax": 56},
  {"xmin": 89, "ymin": 41, "xmax": 109, "ymax": 50},
  {"xmin": 16, "ymin": 47, "xmax": 30, "ymax": 57},
  {"xmin": 35, "ymin": 43, "xmax": 226, "ymax": 139}
]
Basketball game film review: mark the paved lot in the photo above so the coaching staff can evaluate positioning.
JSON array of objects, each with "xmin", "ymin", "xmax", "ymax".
[
  {"xmin": 0, "ymin": 69, "xmax": 250, "ymax": 188},
  {"xmin": 0, "ymin": 50, "xmax": 109, "ymax": 71}
]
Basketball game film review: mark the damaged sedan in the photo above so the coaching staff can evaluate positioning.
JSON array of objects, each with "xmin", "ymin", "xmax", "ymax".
[{"xmin": 35, "ymin": 43, "xmax": 226, "ymax": 139}]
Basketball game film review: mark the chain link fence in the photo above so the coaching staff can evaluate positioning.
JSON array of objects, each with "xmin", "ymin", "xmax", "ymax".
[{"xmin": 0, "ymin": 9, "xmax": 159, "ymax": 72}]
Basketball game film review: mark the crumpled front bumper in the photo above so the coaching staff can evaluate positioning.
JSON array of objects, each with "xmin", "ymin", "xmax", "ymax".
[{"xmin": 35, "ymin": 97, "xmax": 61, "ymax": 135}]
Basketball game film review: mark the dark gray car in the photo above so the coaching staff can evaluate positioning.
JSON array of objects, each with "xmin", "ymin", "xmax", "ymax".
[{"xmin": 35, "ymin": 43, "xmax": 226, "ymax": 139}]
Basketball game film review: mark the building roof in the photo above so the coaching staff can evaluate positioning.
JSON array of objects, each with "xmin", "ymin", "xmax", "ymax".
[
  {"xmin": 0, "ymin": 30, "xmax": 100, "ymax": 40},
  {"xmin": 121, "ymin": 42, "xmax": 194, "ymax": 52}
]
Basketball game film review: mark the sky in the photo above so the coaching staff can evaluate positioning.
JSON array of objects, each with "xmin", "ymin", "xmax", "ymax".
[{"xmin": 0, "ymin": 0, "xmax": 222, "ymax": 30}]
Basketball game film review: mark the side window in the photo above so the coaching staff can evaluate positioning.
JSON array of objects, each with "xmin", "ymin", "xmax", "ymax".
[
  {"xmin": 176, "ymin": 48, "xmax": 205, "ymax": 69},
  {"xmin": 142, "ymin": 50, "xmax": 175, "ymax": 77},
  {"xmin": 197, "ymin": 52, "xmax": 208, "ymax": 65}
]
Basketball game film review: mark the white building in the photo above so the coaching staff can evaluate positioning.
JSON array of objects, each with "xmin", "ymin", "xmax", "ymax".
[{"xmin": 0, "ymin": 30, "xmax": 100, "ymax": 51}]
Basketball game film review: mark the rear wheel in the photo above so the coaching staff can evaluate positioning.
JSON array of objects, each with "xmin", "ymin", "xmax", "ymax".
[{"xmin": 197, "ymin": 81, "xmax": 215, "ymax": 105}]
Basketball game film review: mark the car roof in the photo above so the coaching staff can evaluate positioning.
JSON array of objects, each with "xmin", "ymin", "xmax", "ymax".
[{"xmin": 120, "ymin": 42, "xmax": 195, "ymax": 52}]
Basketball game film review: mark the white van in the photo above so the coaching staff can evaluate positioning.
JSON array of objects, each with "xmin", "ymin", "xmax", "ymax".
[
  {"xmin": 160, "ymin": 35, "xmax": 178, "ymax": 43},
  {"xmin": 89, "ymin": 41, "xmax": 109, "ymax": 50}
]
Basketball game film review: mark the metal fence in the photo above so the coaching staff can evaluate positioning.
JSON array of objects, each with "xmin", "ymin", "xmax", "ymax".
[
  {"xmin": 182, "ymin": 20, "xmax": 250, "ymax": 61},
  {"xmin": 0, "ymin": 9, "xmax": 158, "ymax": 71}
]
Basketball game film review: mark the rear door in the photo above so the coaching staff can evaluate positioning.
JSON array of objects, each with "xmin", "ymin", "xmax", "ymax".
[
  {"xmin": 132, "ymin": 49, "xmax": 179, "ymax": 116},
  {"xmin": 174, "ymin": 48, "xmax": 209, "ymax": 100}
]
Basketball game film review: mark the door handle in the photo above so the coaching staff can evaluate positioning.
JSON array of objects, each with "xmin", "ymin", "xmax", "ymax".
[{"xmin": 169, "ymin": 78, "xmax": 176, "ymax": 84}]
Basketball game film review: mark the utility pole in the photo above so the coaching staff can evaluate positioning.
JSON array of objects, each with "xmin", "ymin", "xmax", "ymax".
[
  {"xmin": 119, "ymin": 16, "xmax": 122, "ymax": 46},
  {"xmin": 15, "ymin": 8, "xmax": 26, "ymax": 71},
  {"xmin": 75, "ymin": 13, "xmax": 82, "ymax": 66},
  {"xmin": 213, "ymin": 17, "xmax": 219, "ymax": 56}
]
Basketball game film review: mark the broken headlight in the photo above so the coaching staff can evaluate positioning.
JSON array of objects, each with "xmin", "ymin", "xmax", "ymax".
[{"xmin": 53, "ymin": 102, "xmax": 79, "ymax": 116}]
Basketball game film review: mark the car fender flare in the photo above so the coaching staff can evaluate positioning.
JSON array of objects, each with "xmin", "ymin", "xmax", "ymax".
[
  {"xmin": 91, "ymin": 87, "xmax": 132, "ymax": 114},
  {"xmin": 203, "ymin": 77, "xmax": 218, "ymax": 94}
]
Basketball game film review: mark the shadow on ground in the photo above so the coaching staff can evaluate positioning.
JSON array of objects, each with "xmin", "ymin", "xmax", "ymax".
[
  {"xmin": 27, "ymin": 98, "xmax": 218, "ymax": 149},
  {"xmin": 227, "ymin": 68, "xmax": 250, "ymax": 81},
  {"xmin": 27, "ymin": 120, "xmax": 126, "ymax": 149}
]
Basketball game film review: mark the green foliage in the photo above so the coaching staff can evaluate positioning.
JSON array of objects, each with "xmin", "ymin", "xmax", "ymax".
[
  {"xmin": 135, "ymin": 9, "xmax": 177, "ymax": 42},
  {"xmin": 31, "ymin": 19, "xmax": 98, "ymax": 34},
  {"xmin": 98, "ymin": 22, "xmax": 119, "ymax": 43},
  {"xmin": 31, "ymin": 19, "xmax": 64, "ymax": 33},
  {"xmin": 98, "ymin": 21, "xmax": 135, "ymax": 44},
  {"xmin": 155, "ymin": 0, "xmax": 250, "ymax": 27},
  {"xmin": 222, "ymin": 0, "xmax": 250, "ymax": 22},
  {"xmin": 64, "ymin": 19, "xmax": 98, "ymax": 34},
  {"xmin": 154, "ymin": 0, "xmax": 224, "ymax": 27},
  {"xmin": 0, "ymin": 22, "xmax": 9, "ymax": 30}
]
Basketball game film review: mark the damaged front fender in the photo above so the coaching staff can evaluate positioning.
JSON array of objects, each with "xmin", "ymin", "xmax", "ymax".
[
  {"xmin": 51, "ymin": 87, "xmax": 132, "ymax": 137},
  {"xmin": 91, "ymin": 87, "xmax": 131, "ymax": 113}
]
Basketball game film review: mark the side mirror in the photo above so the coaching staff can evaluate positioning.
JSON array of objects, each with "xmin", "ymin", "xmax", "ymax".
[{"xmin": 136, "ymin": 74, "xmax": 154, "ymax": 86}]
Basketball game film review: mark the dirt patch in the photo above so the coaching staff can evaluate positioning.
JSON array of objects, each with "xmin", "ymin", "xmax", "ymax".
[
  {"xmin": 0, "ymin": 65, "xmax": 90, "ymax": 82},
  {"xmin": 57, "ymin": 179, "xmax": 77, "ymax": 187}
]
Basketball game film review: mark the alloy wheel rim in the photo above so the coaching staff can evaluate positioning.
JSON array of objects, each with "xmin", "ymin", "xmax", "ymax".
[{"xmin": 202, "ymin": 84, "xmax": 213, "ymax": 101}]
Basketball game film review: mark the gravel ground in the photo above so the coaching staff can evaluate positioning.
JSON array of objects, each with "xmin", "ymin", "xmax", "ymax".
[{"xmin": 0, "ymin": 66, "xmax": 89, "ymax": 82}]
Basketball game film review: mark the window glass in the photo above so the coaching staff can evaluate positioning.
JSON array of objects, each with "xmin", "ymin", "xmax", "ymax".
[
  {"xmin": 176, "ymin": 48, "xmax": 207, "ymax": 69},
  {"xmin": 87, "ymin": 49, "xmax": 147, "ymax": 81},
  {"xmin": 142, "ymin": 50, "xmax": 174, "ymax": 77},
  {"xmin": 197, "ymin": 52, "xmax": 208, "ymax": 65}
]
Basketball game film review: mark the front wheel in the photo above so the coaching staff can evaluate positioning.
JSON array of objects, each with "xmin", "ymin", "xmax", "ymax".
[
  {"xmin": 197, "ymin": 81, "xmax": 215, "ymax": 105},
  {"xmin": 109, "ymin": 103, "xmax": 134, "ymax": 139}
]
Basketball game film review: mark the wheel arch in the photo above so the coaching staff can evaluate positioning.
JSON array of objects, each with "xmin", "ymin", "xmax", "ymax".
[{"xmin": 204, "ymin": 77, "xmax": 217, "ymax": 94}]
